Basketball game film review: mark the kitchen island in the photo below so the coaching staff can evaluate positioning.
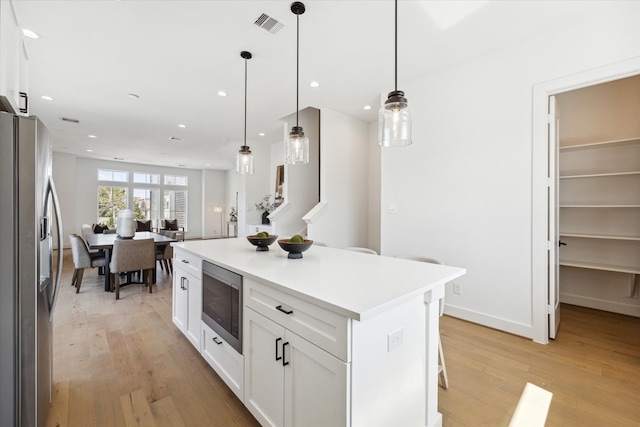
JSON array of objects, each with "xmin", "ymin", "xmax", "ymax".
[{"xmin": 171, "ymin": 238, "xmax": 466, "ymax": 427}]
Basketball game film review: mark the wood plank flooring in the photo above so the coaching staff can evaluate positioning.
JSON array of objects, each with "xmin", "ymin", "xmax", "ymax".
[{"xmin": 48, "ymin": 249, "xmax": 640, "ymax": 426}]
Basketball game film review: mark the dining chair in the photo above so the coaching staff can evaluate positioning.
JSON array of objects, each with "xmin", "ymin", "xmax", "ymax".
[
  {"xmin": 109, "ymin": 238, "xmax": 156, "ymax": 300},
  {"xmin": 69, "ymin": 234, "xmax": 106, "ymax": 293},
  {"xmin": 160, "ymin": 218, "xmax": 185, "ymax": 241},
  {"xmin": 81, "ymin": 223, "xmax": 104, "ymax": 274},
  {"xmin": 396, "ymin": 255, "xmax": 449, "ymax": 389},
  {"xmin": 156, "ymin": 238, "xmax": 173, "ymax": 275},
  {"xmin": 103, "ymin": 228, "xmax": 117, "ymax": 234},
  {"xmin": 344, "ymin": 247, "xmax": 378, "ymax": 255}
]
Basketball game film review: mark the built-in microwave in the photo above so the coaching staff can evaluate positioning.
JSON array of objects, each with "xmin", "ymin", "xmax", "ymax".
[{"xmin": 202, "ymin": 261, "xmax": 242, "ymax": 354}]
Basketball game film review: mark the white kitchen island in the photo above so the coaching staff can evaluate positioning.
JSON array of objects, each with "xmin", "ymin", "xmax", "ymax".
[{"xmin": 171, "ymin": 238, "xmax": 466, "ymax": 427}]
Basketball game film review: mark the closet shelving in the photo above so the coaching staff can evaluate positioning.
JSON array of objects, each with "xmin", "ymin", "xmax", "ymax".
[{"xmin": 559, "ymin": 137, "xmax": 640, "ymax": 298}]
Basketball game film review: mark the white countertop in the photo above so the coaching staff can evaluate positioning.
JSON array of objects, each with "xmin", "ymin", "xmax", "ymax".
[{"xmin": 173, "ymin": 239, "xmax": 466, "ymax": 321}]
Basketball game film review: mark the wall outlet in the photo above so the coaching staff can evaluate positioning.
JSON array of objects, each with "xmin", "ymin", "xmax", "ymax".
[
  {"xmin": 387, "ymin": 328, "xmax": 403, "ymax": 352},
  {"xmin": 453, "ymin": 282, "xmax": 462, "ymax": 295}
]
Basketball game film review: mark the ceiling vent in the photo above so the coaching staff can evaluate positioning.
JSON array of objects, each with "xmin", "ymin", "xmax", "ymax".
[
  {"xmin": 169, "ymin": 136, "xmax": 184, "ymax": 142},
  {"xmin": 61, "ymin": 117, "xmax": 79, "ymax": 123},
  {"xmin": 254, "ymin": 13, "xmax": 284, "ymax": 35}
]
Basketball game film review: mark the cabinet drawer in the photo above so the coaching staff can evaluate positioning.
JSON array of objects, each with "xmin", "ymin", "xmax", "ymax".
[
  {"xmin": 174, "ymin": 248, "xmax": 202, "ymax": 276},
  {"xmin": 201, "ymin": 321, "xmax": 244, "ymax": 401},
  {"xmin": 244, "ymin": 278, "xmax": 350, "ymax": 362}
]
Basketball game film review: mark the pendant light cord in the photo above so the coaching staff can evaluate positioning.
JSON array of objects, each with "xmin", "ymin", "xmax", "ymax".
[
  {"xmin": 244, "ymin": 57, "xmax": 247, "ymax": 147},
  {"xmin": 394, "ymin": 0, "xmax": 398, "ymax": 92},
  {"xmin": 296, "ymin": 13, "xmax": 300, "ymax": 127}
]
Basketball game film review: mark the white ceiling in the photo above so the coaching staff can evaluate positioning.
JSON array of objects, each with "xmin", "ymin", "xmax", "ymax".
[{"xmin": 13, "ymin": 0, "xmax": 608, "ymax": 170}]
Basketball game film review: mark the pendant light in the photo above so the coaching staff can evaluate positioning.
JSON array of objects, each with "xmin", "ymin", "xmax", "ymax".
[
  {"xmin": 285, "ymin": 1, "xmax": 309, "ymax": 165},
  {"xmin": 236, "ymin": 51, "xmax": 255, "ymax": 174},
  {"xmin": 378, "ymin": 0, "xmax": 412, "ymax": 147}
]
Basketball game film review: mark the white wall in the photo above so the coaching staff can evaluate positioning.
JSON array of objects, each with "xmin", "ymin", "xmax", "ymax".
[
  {"xmin": 380, "ymin": 2, "xmax": 640, "ymax": 340},
  {"xmin": 270, "ymin": 107, "xmax": 320, "ymax": 238},
  {"xmin": 53, "ymin": 154, "xmax": 209, "ymax": 245},
  {"xmin": 306, "ymin": 109, "xmax": 370, "ymax": 249},
  {"xmin": 202, "ymin": 169, "xmax": 227, "ymax": 239}
]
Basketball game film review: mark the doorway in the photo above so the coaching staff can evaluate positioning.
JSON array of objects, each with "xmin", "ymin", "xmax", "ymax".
[{"xmin": 531, "ymin": 57, "xmax": 640, "ymax": 344}]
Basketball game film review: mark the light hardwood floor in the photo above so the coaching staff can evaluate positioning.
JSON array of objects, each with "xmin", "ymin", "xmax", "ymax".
[{"xmin": 48, "ymin": 249, "xmax": 640, "ymax": 426}]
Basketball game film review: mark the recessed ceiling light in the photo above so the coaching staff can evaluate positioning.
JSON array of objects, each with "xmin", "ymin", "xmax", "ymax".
[
  {"xmin": 85, "ymin": 149, "xmax": 93, "ymax": 152},
  {"xmin": 363, "ymin": 105, "xmax": 372, "ymax": 110},
  {"xmin": 205, "ymin": 163, "xmax": 211, "ymax": 166},
  {"xmin": 22, "ymin": 29, "xmax": 39, "ymax": 39},
  {"xmin": 127, "ymin": 93, "xmax": 140, "ymax": 99},
  {"xmin": 41, "ymin": 95, "xmax": 54, "ymax": 101},
  {"xmin": 309, "ymin": 81, "xmax": 320, "ymax": 88},
  {"xmin": 88, "ymin": 134, "xmax": 97, "ymax": 138},
  {"xmin": 259, "ymin": 133, "xmax": 265, "ymax": 136},
  {"xmin": 217, "ymin": 91, "xmax": 228, "ymax": 97},
  {"xmin": 178, "ymin": 124, "xmax": 187, "ymax": 128}
]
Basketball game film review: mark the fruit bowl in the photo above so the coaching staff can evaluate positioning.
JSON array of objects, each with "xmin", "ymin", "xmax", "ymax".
[
  {"xmin": 278, "ymin": 239, "xmax": 314, "ymax": 259},
  {"xmin": 246, "ymin": 235, "xmax": 278, "ymax": 251}
]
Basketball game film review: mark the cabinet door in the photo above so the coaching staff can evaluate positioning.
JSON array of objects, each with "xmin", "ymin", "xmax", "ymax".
[
  {"xmin": 283, "ymin": 330, "xmax": 348, "ymax": 427},
  {"xmin": 201, "ymin": 321, "xmax": 244, "ymax": 401},
  {"xmin": 185, "ymin": 272, "xmax": 202, "ymax": 350},
  {"xmin": 172, "ymin": 266, "xmax": 188, "ymax": 333},
  {"xmin": 244, "ymin": 309, "xmax": 285, "ymax": 427}
]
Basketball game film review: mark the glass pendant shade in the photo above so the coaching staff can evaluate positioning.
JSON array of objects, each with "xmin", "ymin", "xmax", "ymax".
[
  {"xmin": 285, "ymin": 126, "xmax": 309, "ymax": 164},
  {"xmin": 236, "ymin": 147, "xmax": 254, "ymax": 175},
  {"xmin": 378, "ymin": 90, "xmax": 412, "ymax": 147}
]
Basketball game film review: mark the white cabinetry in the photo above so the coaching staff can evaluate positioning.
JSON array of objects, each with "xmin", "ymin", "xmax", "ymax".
[
  {"xmin": 0, "ymin": 0, "xmax": 29, "ymax": 114},
  {"xmin": 172, "ymin": 248, "xmax": 202, "ymax": 349},
  {"xmin": 201, "ymin": 321, "xmax": 244, "ymax": 400},
  {"xmin": 244, "ymin": 308, "xmax": 348, "ymax": 427},
  {"xmin": 559, "ymin": 138, "xmax": 640, "ymax": 310}
]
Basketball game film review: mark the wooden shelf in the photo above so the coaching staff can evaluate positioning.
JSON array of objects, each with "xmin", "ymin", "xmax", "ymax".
[
  {"xmin": 560, "ymin": 171, "xmax": 640, "ymax": 179},
  {"xmin": 559, "ymin": 232, "xmax": 640, "ymax": 241},
  {"xmin": 559, "ymin": 259, "xmax": 640, "ymax": 275},
  {"xmin": 559, "ymin": 137, "xmax": 640, "ymax": 151},
  {"xmin": 560, "ymin": 204, "xmax": 640, "ymax": 208}
]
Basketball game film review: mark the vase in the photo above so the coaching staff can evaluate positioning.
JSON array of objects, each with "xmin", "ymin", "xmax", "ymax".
[{"xmin": 261, "ymin": 210, "xmax": 270, "ymax": 225}]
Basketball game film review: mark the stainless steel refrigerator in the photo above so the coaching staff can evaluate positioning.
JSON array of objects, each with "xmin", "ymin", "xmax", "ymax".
[{"xmin": 0, "ymin": 109, "xmax": 63, "ymax": 427}]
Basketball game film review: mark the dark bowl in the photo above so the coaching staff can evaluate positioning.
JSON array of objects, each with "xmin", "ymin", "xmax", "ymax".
[
  {"xmin": 246, "ymin": 235, "xmax": 278, "ymax": 251},
  {"xmin": 278, "ymin": 239, "xmax": 314, "ymax": 259}
]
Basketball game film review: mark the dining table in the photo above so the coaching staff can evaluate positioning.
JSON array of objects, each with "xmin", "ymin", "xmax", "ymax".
[{"xmin": 85, "ymin": 231, "xmax": 177, "ymax": 291}]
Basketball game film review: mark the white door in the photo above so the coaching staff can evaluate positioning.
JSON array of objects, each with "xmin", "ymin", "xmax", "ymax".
[
  {"xmin": 283, "ymin": 330, "xmax": 348, "ymax": 427},
  {"xmin": 548, "ymin": 95, "xmax": 560, "ymax": 339},
  {"xmin": 244, "ymin": 309, "xmax": 285, "ymax": 427}
]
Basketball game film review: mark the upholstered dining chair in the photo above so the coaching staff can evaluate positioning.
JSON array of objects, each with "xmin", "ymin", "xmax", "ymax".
[
  {"xmin": 109, "ymin": 238, "xmax": 156, "ymax": 300},
  {"xmin": 156, "ymin": 234, "xmax": 173, "ymax": 274},
  {"xmin": 344, "ymin": 247, "xmax": 378, "ymax": 255},
  {"xmin": 69, "ymin": 234, "xmax": 106, "ymax": 293},
  {"xmin": 396, "ymin": 255, "xmax": 449, "ymax": 389},
  {"xmin": 160, "ymin": 218, "xmax": 184, "ymax": 241}
]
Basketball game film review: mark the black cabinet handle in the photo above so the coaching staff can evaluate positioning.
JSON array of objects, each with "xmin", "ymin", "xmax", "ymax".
[
  {"xmin": 181, "ymin": 259, "xmax": 189, "ymax": 263},
  {"xmin": 180, "ymin": 277, "xmax": 186, "ymax": 290},
  {"xmin": 212, "ymin": 337, "xmax": 223, "ymax": 345},
  {"xmin": 559, "ymin": 240, "xmax": 567, "ymax": 247},
  {"xmin": 282, "ymin": 342, "xmax": 290, "ymax": 366},
  {"xmin": 276, "ymin": 305, "xmax": 293, "ymax": 315},
  {"xmin": 275, "ymin": 337, "xmax": 282, "ymax": 361}
]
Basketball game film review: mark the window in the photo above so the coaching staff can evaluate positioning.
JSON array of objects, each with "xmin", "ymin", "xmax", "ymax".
[
  {"xmin": 98, "ymin": 169, "xmax": 128, "ymax": 182},
  {"xmin": 133, "ymin": 188, "xmax": 160, "ymax": 223},
  {"xmin": 164, "ymin": 174, "xmax": 188, "ymax": 186},
  {"xmin": 164, "ymin": 190, "xmax": 187, "ymax": 230},
  {"xmin": 134, "ymin": 172, "xmax": 160, "ymax": 184},
  {"xmin": 98, "ymin": 186, "xmax": 127, "ymax": 228}
]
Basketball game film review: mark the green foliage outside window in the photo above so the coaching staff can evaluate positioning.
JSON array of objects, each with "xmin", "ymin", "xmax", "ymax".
[{"xmin": 98, "ymin": 187, "xmax": 126, "ymax": 228}]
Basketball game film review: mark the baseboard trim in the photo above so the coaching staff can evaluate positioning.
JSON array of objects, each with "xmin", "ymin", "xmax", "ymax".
[
  {"xmin": 560, "ymin": 293, "xmax": 640, "ymax": 317},
  {"xmin": 444, "ymin": 304, "xmax": 535, "ymax": 341}
]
